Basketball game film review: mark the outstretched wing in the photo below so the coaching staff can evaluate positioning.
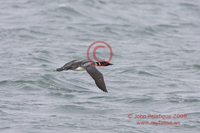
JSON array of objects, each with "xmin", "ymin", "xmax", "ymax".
[
  {"xmin": 57, "ymin": 60, "xmax": 80, "ymax": 71},
  {"xmin": 62, "ymin": 60, "xmax": 79, "ymax": 68},
  {"xmin": 83, "ymin": 63, "xmax": 108, "ymax": 92}
]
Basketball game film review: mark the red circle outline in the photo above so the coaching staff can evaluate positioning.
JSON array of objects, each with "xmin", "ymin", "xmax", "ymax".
[
  {"xmin": 87, "ymin": 41, "xmax": 113, "ymax": 66},
  {"xmin": 128, "ymin": 114, "xmax": 133, "ymax": 119}
]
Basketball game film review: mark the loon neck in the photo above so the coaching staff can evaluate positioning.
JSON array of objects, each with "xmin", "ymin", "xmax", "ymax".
[
  {"xmin": 95, "ymin": 61, "xmax": 112, "ymax": 66},
  {"xmin": 95, "ymin": 62, "xmax": 101, "ymax": 66}
]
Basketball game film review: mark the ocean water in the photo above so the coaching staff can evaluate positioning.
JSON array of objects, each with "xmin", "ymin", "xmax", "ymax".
[{"xmin": 0, "ymin": 0, "xmax": 200, "ymax": 133}]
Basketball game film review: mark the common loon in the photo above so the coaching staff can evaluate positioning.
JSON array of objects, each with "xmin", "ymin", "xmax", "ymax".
[{"xmin": 56, "ymin": 59, "xmax": 113, "ymax": 92}]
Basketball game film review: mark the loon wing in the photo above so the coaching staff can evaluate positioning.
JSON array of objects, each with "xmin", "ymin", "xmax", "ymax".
[
  {"xmin": 57, "ymin": 60, "xmax": 80, "ymax": 71},
  {"xmin": 83, "ymin": 63, "xmax": 108, "ymax": 92}
]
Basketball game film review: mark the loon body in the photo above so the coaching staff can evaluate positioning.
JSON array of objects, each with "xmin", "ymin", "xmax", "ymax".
[
  {"xmin": 56, "ymin": 59, "xmax": 113, "ymax": 92},
  {"xmin": 73, "ymin": 66, "xmax": 85, "ymax": 71}
]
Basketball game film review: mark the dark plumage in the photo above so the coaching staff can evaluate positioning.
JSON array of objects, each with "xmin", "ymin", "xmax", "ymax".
[{"xmin": 56, "ymin": 59, "xmax": 113, "ymax": 92}]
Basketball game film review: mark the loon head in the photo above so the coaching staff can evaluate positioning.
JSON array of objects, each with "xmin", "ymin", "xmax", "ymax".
[{"xmin": 95, "ymin": 61, "xmax": 113, "ymax": 66}]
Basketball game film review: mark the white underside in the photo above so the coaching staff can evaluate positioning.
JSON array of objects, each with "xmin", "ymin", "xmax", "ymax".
[{"xmin": 73, "ymin": 67, "xmax": 85, "ymax": 71}]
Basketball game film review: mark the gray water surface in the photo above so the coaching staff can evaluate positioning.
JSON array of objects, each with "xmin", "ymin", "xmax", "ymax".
[{"xmin": 0, "ymin": 0, "xmax": 200, "ymax": 133}]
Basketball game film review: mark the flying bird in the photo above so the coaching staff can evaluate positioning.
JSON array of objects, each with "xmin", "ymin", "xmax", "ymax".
[{"xmin": 56, "ymin": 59, "xmax": 113, "ymax": 92}]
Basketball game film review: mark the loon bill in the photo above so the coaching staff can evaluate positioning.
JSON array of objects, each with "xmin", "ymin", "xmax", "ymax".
[{"xmin": 56, "ymin": 59, "xmax": 113, "ymax": 92}]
